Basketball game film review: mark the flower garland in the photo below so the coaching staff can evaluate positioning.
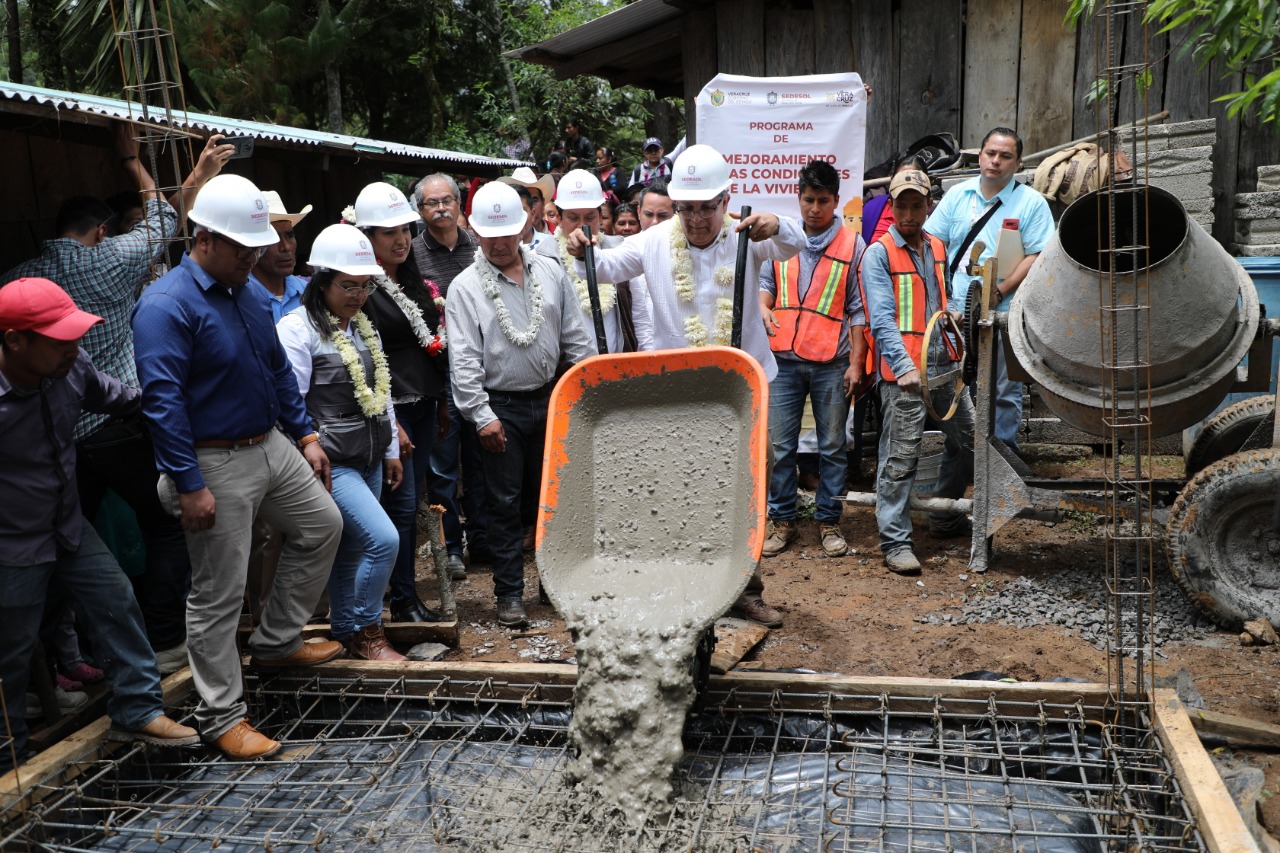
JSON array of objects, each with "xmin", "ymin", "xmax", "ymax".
[
  {"xmin": 374, "ymin": 273, "xmax": 446, "ymax": 356},
  {"xmin": 475, "ymin": 245, "xmax": 545, "ymax": 347},
  {"xmin": 327, "ymin": 311, "xmax": 392, "ymax": 418},
  {"xmin": 341, "ymin": 205, "xmax": 358, "ymax": 226},
  {"xmin": 556, "ymin": 230, "xmax": 616, "ymax": 315},
  {"xmin": 668, "ymin": 216, "xmax": 736, "ymax": 346}
]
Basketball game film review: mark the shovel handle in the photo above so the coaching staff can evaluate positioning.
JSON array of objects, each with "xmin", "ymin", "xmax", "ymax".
[
  {"xmin": 581, "ymin": 225, "xmax": 608, "ymax": 355},
  {"xmin": 731, "ymin": 205, "xmax": 752, "ymax": 349}
]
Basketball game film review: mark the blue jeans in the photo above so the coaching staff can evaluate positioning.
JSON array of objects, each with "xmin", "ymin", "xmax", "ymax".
[
  {"xmin": 995, "ymin": 347, "xmax": 1023, "ymax": 453},
  {"xmin": 328, "ymin": 464, "xmax": 398, "ymax": 639},
  {"xmin": 768, "ymin": 358, "xmax": 850, "ymax": 523},
  {"xmin": 875, "ymin": 380, "xmax": 975, "ymax": 555},
  {"xmin": 478, "ymin": 392, "xmax": 548, "ymax": 602},
  {"xmin": 0, "ymin": 526, "xmax": 164, "ymax": 770},
  {"xmin": 385, "ymin": 399, "xmax": 438, "ymax": 604},
  {"xmin": 429, "ymin": 381, "xmax": 489, "ymax": 556}
]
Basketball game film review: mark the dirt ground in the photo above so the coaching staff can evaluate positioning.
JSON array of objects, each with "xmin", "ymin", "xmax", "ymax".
[{"xmin": 429, "ymin": 451, "xmax": 1280, "ymax": 842}]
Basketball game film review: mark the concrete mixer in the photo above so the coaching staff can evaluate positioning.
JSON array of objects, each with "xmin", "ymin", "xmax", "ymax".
[{"xmin": 961, "ymin": 185, "xmax": 1280, "ymax": 630}]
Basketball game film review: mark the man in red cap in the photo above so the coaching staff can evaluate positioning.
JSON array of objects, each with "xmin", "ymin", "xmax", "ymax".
[{"xmin": 0, "ymin": 278, "xmax": 198, "ymax": 771}]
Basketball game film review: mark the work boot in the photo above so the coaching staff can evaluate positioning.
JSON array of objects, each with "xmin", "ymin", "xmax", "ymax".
[
  {"xmin": 448, "ymin": 553, "xmax": 467, "ymax": 580},
  {"xmin": 820, "ymin": 524, "xmax": 848, "ymax": 557},
  {"xmin": 211, "ymin": 719, "xmax": 281, "ymax": 761},
  {"xmin": 884, "ymin": 548, "xmax": 922, "ymax": 576},
  {"xmin": 733, "ymin": 597, "xmax": 784, "ymax": 628},
  {"xmin": 25, "ymin": 685, "xmax": 89, "ymax": 720},
  {"xmin": 497, "ymin": 599, "xmax": 528, "ymax": 629},
  {"xmin": 523, "ymin": 525, "xmax": 536, "ymax": 552},
  {"xmin": 154, "ymin": 641, "xmax": 189, "ymax": 675},
  {"xmin": 345, "ymin": 624, "xmax": 406, "ymax": 662},
  {"xmin": 762, "ymin": 519, "xmax": 797, "ymax": 557},
  {"xmin": 249, "ymin": 639, "xmax": 343, "ymax": 668},
  {"xmin": 389, "ymin": 596, "xmax": 443, "ymax": 623},
  {"xmin": 108, "ymin": 714, "xmax": 200, "ymax": 747}
]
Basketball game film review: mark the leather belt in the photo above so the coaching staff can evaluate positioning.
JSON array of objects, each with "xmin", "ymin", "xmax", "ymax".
[
  {"xmin": 194, "ymin": 432, "xmax": 268, "ymax": 449},
  {"xmin": 484, "ymin": 383, "xmax": 554, "ymax": 401}
]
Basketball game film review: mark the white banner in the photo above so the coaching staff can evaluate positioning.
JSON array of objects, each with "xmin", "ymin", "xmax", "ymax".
[{"xmin": 695, "ymin": 72, "xmax": 867, "ymax": 230}]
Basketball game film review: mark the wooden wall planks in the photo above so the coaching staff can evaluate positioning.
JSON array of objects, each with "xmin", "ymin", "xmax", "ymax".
[
  {"xmin": 1017, "ymin": 0, "xmax": 1076, "ymax": 155},
  {"xmin": 896, "ymin": 0, "xmax": 963, "ymax": 151},
  {"xmin": 963, "ymin": 0, "xmax": 1022, "ymax": 147}
]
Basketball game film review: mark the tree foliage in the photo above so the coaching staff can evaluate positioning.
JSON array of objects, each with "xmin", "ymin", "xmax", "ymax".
[{"xmin": 1066, "ymin": 0, "xmax": 1280, "ymax": 125}]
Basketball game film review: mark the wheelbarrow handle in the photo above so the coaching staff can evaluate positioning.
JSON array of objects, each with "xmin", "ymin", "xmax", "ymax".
[
  {"xmin": 731, "ymin": 205, "xmax": 752, "ymax": 350},
  {"xmin": 581, "ymin": 225, "xmax": 609, "ymax": 355}
]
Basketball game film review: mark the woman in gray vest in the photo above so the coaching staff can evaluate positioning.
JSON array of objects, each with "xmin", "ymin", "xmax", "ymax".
[{"xmin": 277, "ymin": 224, "xmax": 406, "ymax": 662}]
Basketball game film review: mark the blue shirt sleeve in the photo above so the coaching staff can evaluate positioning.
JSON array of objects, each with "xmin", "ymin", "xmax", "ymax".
[
  {"xmin": 860, "ymin": 241, "xmax": 916, "ymax": 380},
  {"xmin": 1017, "ymin": 188, "xmax": 1055, "ymax": 255},
  {"xmin": 132, "ymin": 292, "xmax": 205, "ymax": 493},
  {"xmin": 759, "ymin": 257, "xmax": 777, "ymax": 298},
  {"xmin": 846, "ymin": 235, "xmax": 867, "ymax": 327}
]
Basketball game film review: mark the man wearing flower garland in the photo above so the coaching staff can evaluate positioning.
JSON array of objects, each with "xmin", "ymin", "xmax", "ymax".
[
  {"xmin": 132, "ymin": 174, "xmax": 344, "ymax": 760},
  {"xmin": 759, "ymin": 160, "xmax": 869, "ymax": 561},
  {"xmin": 536, "ymin": 168, "xmax": 653, "ymax": 354},
  {"xmin": 564, "ymin": 143, "xmax": 805, "ymax": 629},
  {"xmin": 446, "ymin": 181, "xmax": 596, "ymax": 629}
]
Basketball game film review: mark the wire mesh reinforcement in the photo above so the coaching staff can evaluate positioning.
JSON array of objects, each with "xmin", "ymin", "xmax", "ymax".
[{"xmin": 1, "ymin": 672, "xmax": 1206, "ymax": 852}]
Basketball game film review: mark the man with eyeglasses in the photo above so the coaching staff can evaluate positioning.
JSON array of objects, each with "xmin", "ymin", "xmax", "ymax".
[
  {"xmin": 410, "ymin": 173, "xmax": 492, "ymax": 574},
  {"xmin": 132, "ymin": 174, "xmax": 345, "ymax": 761},
  {"xmin": 564, "ymin": 143, "xmax": 804, "ymax": 629}
]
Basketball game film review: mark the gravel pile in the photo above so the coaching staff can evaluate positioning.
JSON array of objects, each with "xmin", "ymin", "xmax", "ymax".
[{"xmin": 921, "ymin": 560, "xmax": 1222, "ymax": 654}]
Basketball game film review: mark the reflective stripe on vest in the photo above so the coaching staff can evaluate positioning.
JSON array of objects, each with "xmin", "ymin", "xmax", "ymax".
[
  {"xmin": 870, "ymin": 232, "xmax": 947, "ymax": 381},
  {"xmin": 768, "ymin": 226, "xmax": 860, "ymax": 362}
]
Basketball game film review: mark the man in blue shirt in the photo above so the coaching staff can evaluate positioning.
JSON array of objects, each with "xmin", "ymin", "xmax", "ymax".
[
  {"xmin": 924, "ymin": 127, "xmax": 1054, "ymax": 453},
  {"xmin": 0, "ymin": 278, "xmax": 198, "ymax": 770},
  {"xmin": 247, "ymin": 190, "xmax": 311, "ymax": 322},
  {"xmin": 132, "ymin": 174, "xmax": 344, "ymax": 761}
]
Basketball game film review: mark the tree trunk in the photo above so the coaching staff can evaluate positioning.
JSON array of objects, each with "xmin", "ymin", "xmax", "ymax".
[
  {"xmin": 5, "ymin": 0, "xmax": 21, "ymax": 83},
  {"xmin": 325, "ymin": 58, "xmax": 343, "ymax": 133},
  {"xmin": 28, "ymin": 0, "xmax": 65, "ymax": 88}
]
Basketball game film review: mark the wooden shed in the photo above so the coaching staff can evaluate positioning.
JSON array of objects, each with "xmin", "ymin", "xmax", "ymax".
[
  {"xmin": 0, "ymin": 81, "xmax": 527, "ymax": 273},
  {"xmin": 510, "ymin": 0, "xmax": 1280, "ymax": 248}
]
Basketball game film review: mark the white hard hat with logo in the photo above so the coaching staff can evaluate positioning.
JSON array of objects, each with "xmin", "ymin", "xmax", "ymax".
[
  {"xmin": 308, "ymin": 224, "xmax": 385, "ymax": 275},
  {"xmin": 469, "ymin": 182, "xmax": 528, "ymax": 238},
  {"xmin": 188, "ymin": 174, "xmax": 278, "ymax": 247},
  {"xmin": 668, "ymin": 144, "xmax": 731, "ymax": 201},
  {"xmin": 556, "ymin": 169, "xmax": 605, "ymax": 210},
  {"xmin": 353, "ymin": 181, "xmax": 418, "ymax": 228}
]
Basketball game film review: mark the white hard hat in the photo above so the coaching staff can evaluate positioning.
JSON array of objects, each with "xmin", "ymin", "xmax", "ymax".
[
  {"xmin": 669, "ymin": 144, "xmax": 731, "ymax": 201},
  {"xmin": 188, "ymin": 174, "xmax": 278, "ymax": 247},
  {"xmin": 555, "ymin": 169, "xmax": 605, "ymax": 210},
  {"xmin": 307, "ymin": 224, "xmax": 384, "ymax": 276},
  {"xmin": 469, "ymin": 182, "xmax": 527, "ymax": 238},
  {"xmin": 354, "ymin": 181, "xmax": 418, "ymax": 228}
]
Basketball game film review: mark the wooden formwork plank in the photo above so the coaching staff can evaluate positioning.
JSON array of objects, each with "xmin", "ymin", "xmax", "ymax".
[
  {"xmin": 1151, "ymin": 688, "xmax": 1261, "ymax": 853},
  {"xmin": 1189, "ymin": 707, "xmax": 1280, "ymax": 750}
]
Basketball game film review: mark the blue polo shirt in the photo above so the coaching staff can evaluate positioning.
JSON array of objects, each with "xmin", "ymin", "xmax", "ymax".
[
  {"xmin": 132, "ymin": 254, "xmax": 314, "ymax": 493},
  {"xmin": 924, "ymin": 176, "xmax": 1054, "ymax": 310},
  {"xmin": 247, "ymin": 272, "xmax": 308, "ymax": 323}
]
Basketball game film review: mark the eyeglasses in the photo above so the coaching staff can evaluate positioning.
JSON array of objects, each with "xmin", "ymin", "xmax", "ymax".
[
  {"xmin": 674, "ymin": 196, "xmax": 724, "ymax": 220},
  {"xmin": 419, "ymin": 196, "xmax": 457, "ymax": 209},
  {"xmin": 334, "ymin": 283, "xmax": 376, "ymax": 296},
  {"xmin": 214, "ymin": 232, "xmax": 270, "ymax": 262}
]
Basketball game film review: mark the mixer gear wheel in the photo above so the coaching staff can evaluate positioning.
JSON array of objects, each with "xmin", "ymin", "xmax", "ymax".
[{"xmin": 962, "ymin": 284, "xmax": 982, "ymax": 386}]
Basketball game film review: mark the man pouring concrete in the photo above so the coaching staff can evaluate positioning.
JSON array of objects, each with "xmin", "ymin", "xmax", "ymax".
[{"xmin": 564, "ymin": 143, "xmax": 805, "ymax": 628}]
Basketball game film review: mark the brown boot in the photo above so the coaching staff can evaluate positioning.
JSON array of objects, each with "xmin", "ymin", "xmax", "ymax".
[{"xmin": 345, "ymin": 624, "xmax": 406, "ymax": 662}]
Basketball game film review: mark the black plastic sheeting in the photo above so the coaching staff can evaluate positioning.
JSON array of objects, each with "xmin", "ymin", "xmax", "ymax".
[{"xmin": 69, "ymin": 702, "xmax": 1108, "ymax": 852}]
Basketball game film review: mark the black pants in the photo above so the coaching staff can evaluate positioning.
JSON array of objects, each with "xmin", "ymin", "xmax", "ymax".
[{"xmin": 478, "ymin": 393, "xmax": 550, "ymax": 602}]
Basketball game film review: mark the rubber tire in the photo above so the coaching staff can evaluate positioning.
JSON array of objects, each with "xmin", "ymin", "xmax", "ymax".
[
  {"xmin": 1184, "ymin": 395, "xmax": 1274, "ymax": 478},
  {"xmin": 1165, "ymin": 449, "xmax": 1280, "ymax": 630}
]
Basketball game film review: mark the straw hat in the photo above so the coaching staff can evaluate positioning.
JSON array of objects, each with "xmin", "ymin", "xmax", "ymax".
[
  {"xmin": 260, "ymin": 190, "xmax": 313, "ymax": 226},
  {"xmin": 497, "ymin": 166, "xmax": 556, "ymax": 202}
]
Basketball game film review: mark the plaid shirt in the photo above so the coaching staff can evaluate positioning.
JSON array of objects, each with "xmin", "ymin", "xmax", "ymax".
[{"xmin": 4, "ymin": 198, "xmax": 177, "ymax": 440}]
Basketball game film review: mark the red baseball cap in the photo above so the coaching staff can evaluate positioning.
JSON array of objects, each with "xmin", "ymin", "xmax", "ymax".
[{"xmin": 0, "ymin": 278, "xmax": 103, "ymax": 341}]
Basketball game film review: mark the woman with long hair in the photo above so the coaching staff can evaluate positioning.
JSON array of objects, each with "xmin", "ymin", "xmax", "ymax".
[
  {"xmin": 347, "ymin": 182, "xmax": 449, "ymax": 623},
  {"xmin": 276, "ymin": 224, "xmax": 405, "ymax": 660},
  {"xmin": 613, "ymin": 203, "xmax": 641, "ymax": 237},
  {"xmin": 595, "ymin": 146, "xmax": 621, "ymax": 196}
]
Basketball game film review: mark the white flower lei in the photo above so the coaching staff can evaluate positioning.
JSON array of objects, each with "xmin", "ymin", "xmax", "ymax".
[
  {"xmin": 668, "ymin": 217, "xmax": 736, "ymax": 346},
  {"xmin": 327, "ymin": 311, "xmax": 392, "ymax": 418},
  {"xmin": 475, "ymin": 245, "xmax": 545, "ymax": 347},
  {"xmin": 556, "ymin": 229, "xmax": 616, "ymax": 315},
  {"xmin": 374, "ymin": 273, "xmax": 446, "ymax": 352}
]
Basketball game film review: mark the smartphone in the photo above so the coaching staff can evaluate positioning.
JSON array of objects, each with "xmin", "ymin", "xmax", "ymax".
[{"xmin": 223, "ymin": 135, "xmax": 255, "ymax": 160}]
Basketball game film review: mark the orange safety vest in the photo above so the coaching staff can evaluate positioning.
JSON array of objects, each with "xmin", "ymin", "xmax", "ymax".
[
  {"xmin": 768, "ymin": 227, "xmax": 860, "ymax": 362},
  {"xmin": 860, "ymin": 232, "xmax": 949, "ymax": 381}
]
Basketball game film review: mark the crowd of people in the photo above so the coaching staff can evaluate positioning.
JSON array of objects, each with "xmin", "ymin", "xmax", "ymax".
[{"xmin": 0, "ymin": 117, "xmax": 1047, "ymax": 767}]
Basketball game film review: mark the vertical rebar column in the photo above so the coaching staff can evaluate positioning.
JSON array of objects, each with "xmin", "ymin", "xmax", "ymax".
[
  {"xmin": 1094, "ymin": 0, "xmax": 1156, "ymax": 733},
  {"xmin": 112, "ymin": 0, "xmax": 197, "ymax": 272}
]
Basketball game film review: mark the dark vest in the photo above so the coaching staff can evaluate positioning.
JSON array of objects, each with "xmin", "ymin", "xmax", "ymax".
[{"xmin": 309, "ymin": 345, "xmax": 393, "ymax": 471}]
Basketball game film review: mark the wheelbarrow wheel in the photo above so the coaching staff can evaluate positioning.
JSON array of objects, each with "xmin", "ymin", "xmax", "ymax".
[
  {"xmin": 1165, "ymin": 449, "xmax": 1280, "ymax": 631},
  {"xmin": 1184, "ymin": 395, "xmax": 1274, "ymax": 478}
]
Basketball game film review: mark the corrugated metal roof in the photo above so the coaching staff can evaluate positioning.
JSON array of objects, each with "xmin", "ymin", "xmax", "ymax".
[
  {"xmin": 507, "ymin": 0, "xmax": 682, "ymax": 60},
  {"xmin": 0, "ymin": 81, "xmax": 529, "ymax": 171}
]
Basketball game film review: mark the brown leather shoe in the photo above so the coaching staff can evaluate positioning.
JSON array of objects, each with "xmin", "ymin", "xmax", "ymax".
[
  {"xmin": 345, "ymin": 624, "xmax": 406, "ymax": 662},
  {"xmin": 732, "ymin": 597, "xmax": 785, "ymax": 628},
  {"xmin": 249, "ymin": 639, "xmax": 343, "ymax": 668},
  {"xmin": 212, "ymin": 719, "xmax": 281, "ymax": 760},
  {"xmin": 762, "ymin": 519, "xmax": 797, "ymax": 558},
  {"xmin": 108, "ymin": 714, "xmax": 199, "ymax": 747},
  {"xmin": 522, "ymin": 525, "xmax": 536, "ymax": 552}
]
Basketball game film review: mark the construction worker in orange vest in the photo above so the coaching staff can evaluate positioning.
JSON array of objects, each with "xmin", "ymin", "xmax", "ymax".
[
  {"xmin": 760, "ymin": 160, "xmax": 868, "ymax": 559},
  {"xmin": 859, "ymin": 169, "xmax": 974, "ymax": 576}
]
